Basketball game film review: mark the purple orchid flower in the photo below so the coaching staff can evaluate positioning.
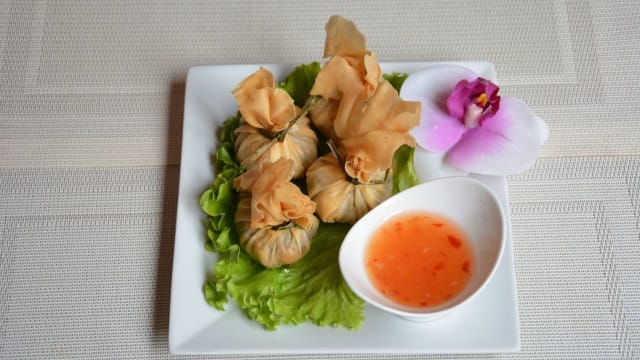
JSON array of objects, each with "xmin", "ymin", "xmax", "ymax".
[{"xmin": 400, "ymin": 65, "xmax": 548, "ymax": 176}]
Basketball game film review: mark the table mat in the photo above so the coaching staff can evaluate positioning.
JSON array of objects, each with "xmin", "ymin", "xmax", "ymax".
[{"xmin": 1, "ymin": 1, "xmax": 639, "ymax": 358}]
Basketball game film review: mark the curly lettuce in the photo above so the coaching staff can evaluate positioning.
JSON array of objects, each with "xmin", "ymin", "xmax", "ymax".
[
  {"xmin": 205, "ymin": 223, "xmax": 364, "ymax": 330},
  {"xmin": 278, "ymin": 62, "xmax": 322, "ymax": 107}
]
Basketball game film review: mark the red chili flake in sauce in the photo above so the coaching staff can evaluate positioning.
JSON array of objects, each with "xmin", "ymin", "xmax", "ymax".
[
  {"xmin": 448, "ymin": 235, "xmax": 462, "ymax": 248},
  {"xmin": 365, "ymin": 211, "xmax": 474, "ymax": 308}
]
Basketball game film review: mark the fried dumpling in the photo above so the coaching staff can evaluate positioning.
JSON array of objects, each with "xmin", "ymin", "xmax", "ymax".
[
  {"xmin": 235, "ymin": 194, "xmax": 319, "ymax": 268},
  {"xmin": 234, "ymin": 159, "xmax": 319, "ymax": 268},
  {"xmin": 235, "ymin": 115, "xmax": 318, "ymax": 179},
  {"xmin": 309, "ymin": 16, "xmax": 420, "ymax": 184},
  {"xmin": 309, "ymin": 16, "xmax": 381, "ymax": 141},
  {"xmin": 306, "ymin": 153, "xmax": 388, "ymax": 224},
  {"xmin": 339, "ymin": 81, "xmax": 420, "ymax": 183},
  {"xmin": 233, "ymin": 67, "xmax": 295, "ymax": 132},
  {"xmin": 234, "ymin": 158, "xmax": 317, "ymax": 230},
  {"xmin": 232, "ymin": 67, "xmax": 318, "ymax": 179}
]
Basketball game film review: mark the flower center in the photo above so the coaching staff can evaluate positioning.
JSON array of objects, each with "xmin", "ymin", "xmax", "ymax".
[
  {"xmin": 464, "ymin": 93, "xmax": 492, "ymax": 129},
  {"xmin": 446, "ymin": 77, "xmax": 501, "ymax": 129},
  {"xmin": 475, "ymin": 93, "xmax": 488, "ymax": 108}
]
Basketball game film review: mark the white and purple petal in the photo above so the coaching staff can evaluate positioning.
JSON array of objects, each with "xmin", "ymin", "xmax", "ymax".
[
  {"xmin": 414, "ymin": 109, "xmax": 466, "ymax": 152},
  {"xmin": 400, "ymin": 65, "xmax": 478, "ymax": 152},
  {"xmin": 446, "ymin": 97, "xmax": 545, "ymax": 175}
]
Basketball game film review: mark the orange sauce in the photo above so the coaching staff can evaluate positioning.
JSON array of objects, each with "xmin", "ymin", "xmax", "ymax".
[{"xmin": 365, "ymin": 211, "xmax": 474, "ymax": 308}]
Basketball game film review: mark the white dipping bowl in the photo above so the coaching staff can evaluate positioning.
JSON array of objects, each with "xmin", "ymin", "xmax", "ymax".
[{"xmin": 339, "ymin": 176, "xmax": 506, "ymax": 322}]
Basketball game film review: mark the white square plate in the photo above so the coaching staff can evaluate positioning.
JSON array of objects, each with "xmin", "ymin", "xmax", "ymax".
[{"xmin": 169, "ymin": 62, "xmax": 520, "ymax": 354}]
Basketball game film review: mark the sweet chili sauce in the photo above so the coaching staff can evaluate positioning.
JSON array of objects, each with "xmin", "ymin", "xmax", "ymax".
[{"xmin": 365, "ymin": 211, "xmax": 474, "ymax": 308}]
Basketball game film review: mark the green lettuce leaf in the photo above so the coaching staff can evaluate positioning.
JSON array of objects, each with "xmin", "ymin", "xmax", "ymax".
[
  {"xmin": 200, "ymin": 115, "xmax": 243, "ymax": 253},
  {"xmin": 278, "ymin": 62, "xmax": 322, "ymax": 107},
  {"xmin": 207, "ymin": 223, "xmax": 364, "ymax": 330},
  {"xmin": 391, "ymin": 144, "xmax": 420, "ymax": 194},
  {"xmin": 383, "ymin": 72, "xmax": 409, "ymax": 93}
]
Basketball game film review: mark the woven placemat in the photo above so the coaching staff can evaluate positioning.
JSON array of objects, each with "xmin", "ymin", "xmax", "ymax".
[{"xmin": 1, "ymin": 1, "xmax": 639, "ymax": 358}]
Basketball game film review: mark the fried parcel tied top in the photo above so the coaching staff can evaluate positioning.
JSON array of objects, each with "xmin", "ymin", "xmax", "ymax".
[
  {"xmin": 305, "ymin": 15, "xmax": 420, "ymax": 225},
  {"xmin": 233, "ymin": 67, "xmax": 296, "ymax": 132},
  {"xmin": 309, "ymin": 15, "xmax": 420, "ymax": 184},
  {"xmin": 232, "ymin": 67, "xmax": 318, "ymax": 179},
  {"xmin": 234, "ymin": 158, "xmax": 319, "ymax": 268}
]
